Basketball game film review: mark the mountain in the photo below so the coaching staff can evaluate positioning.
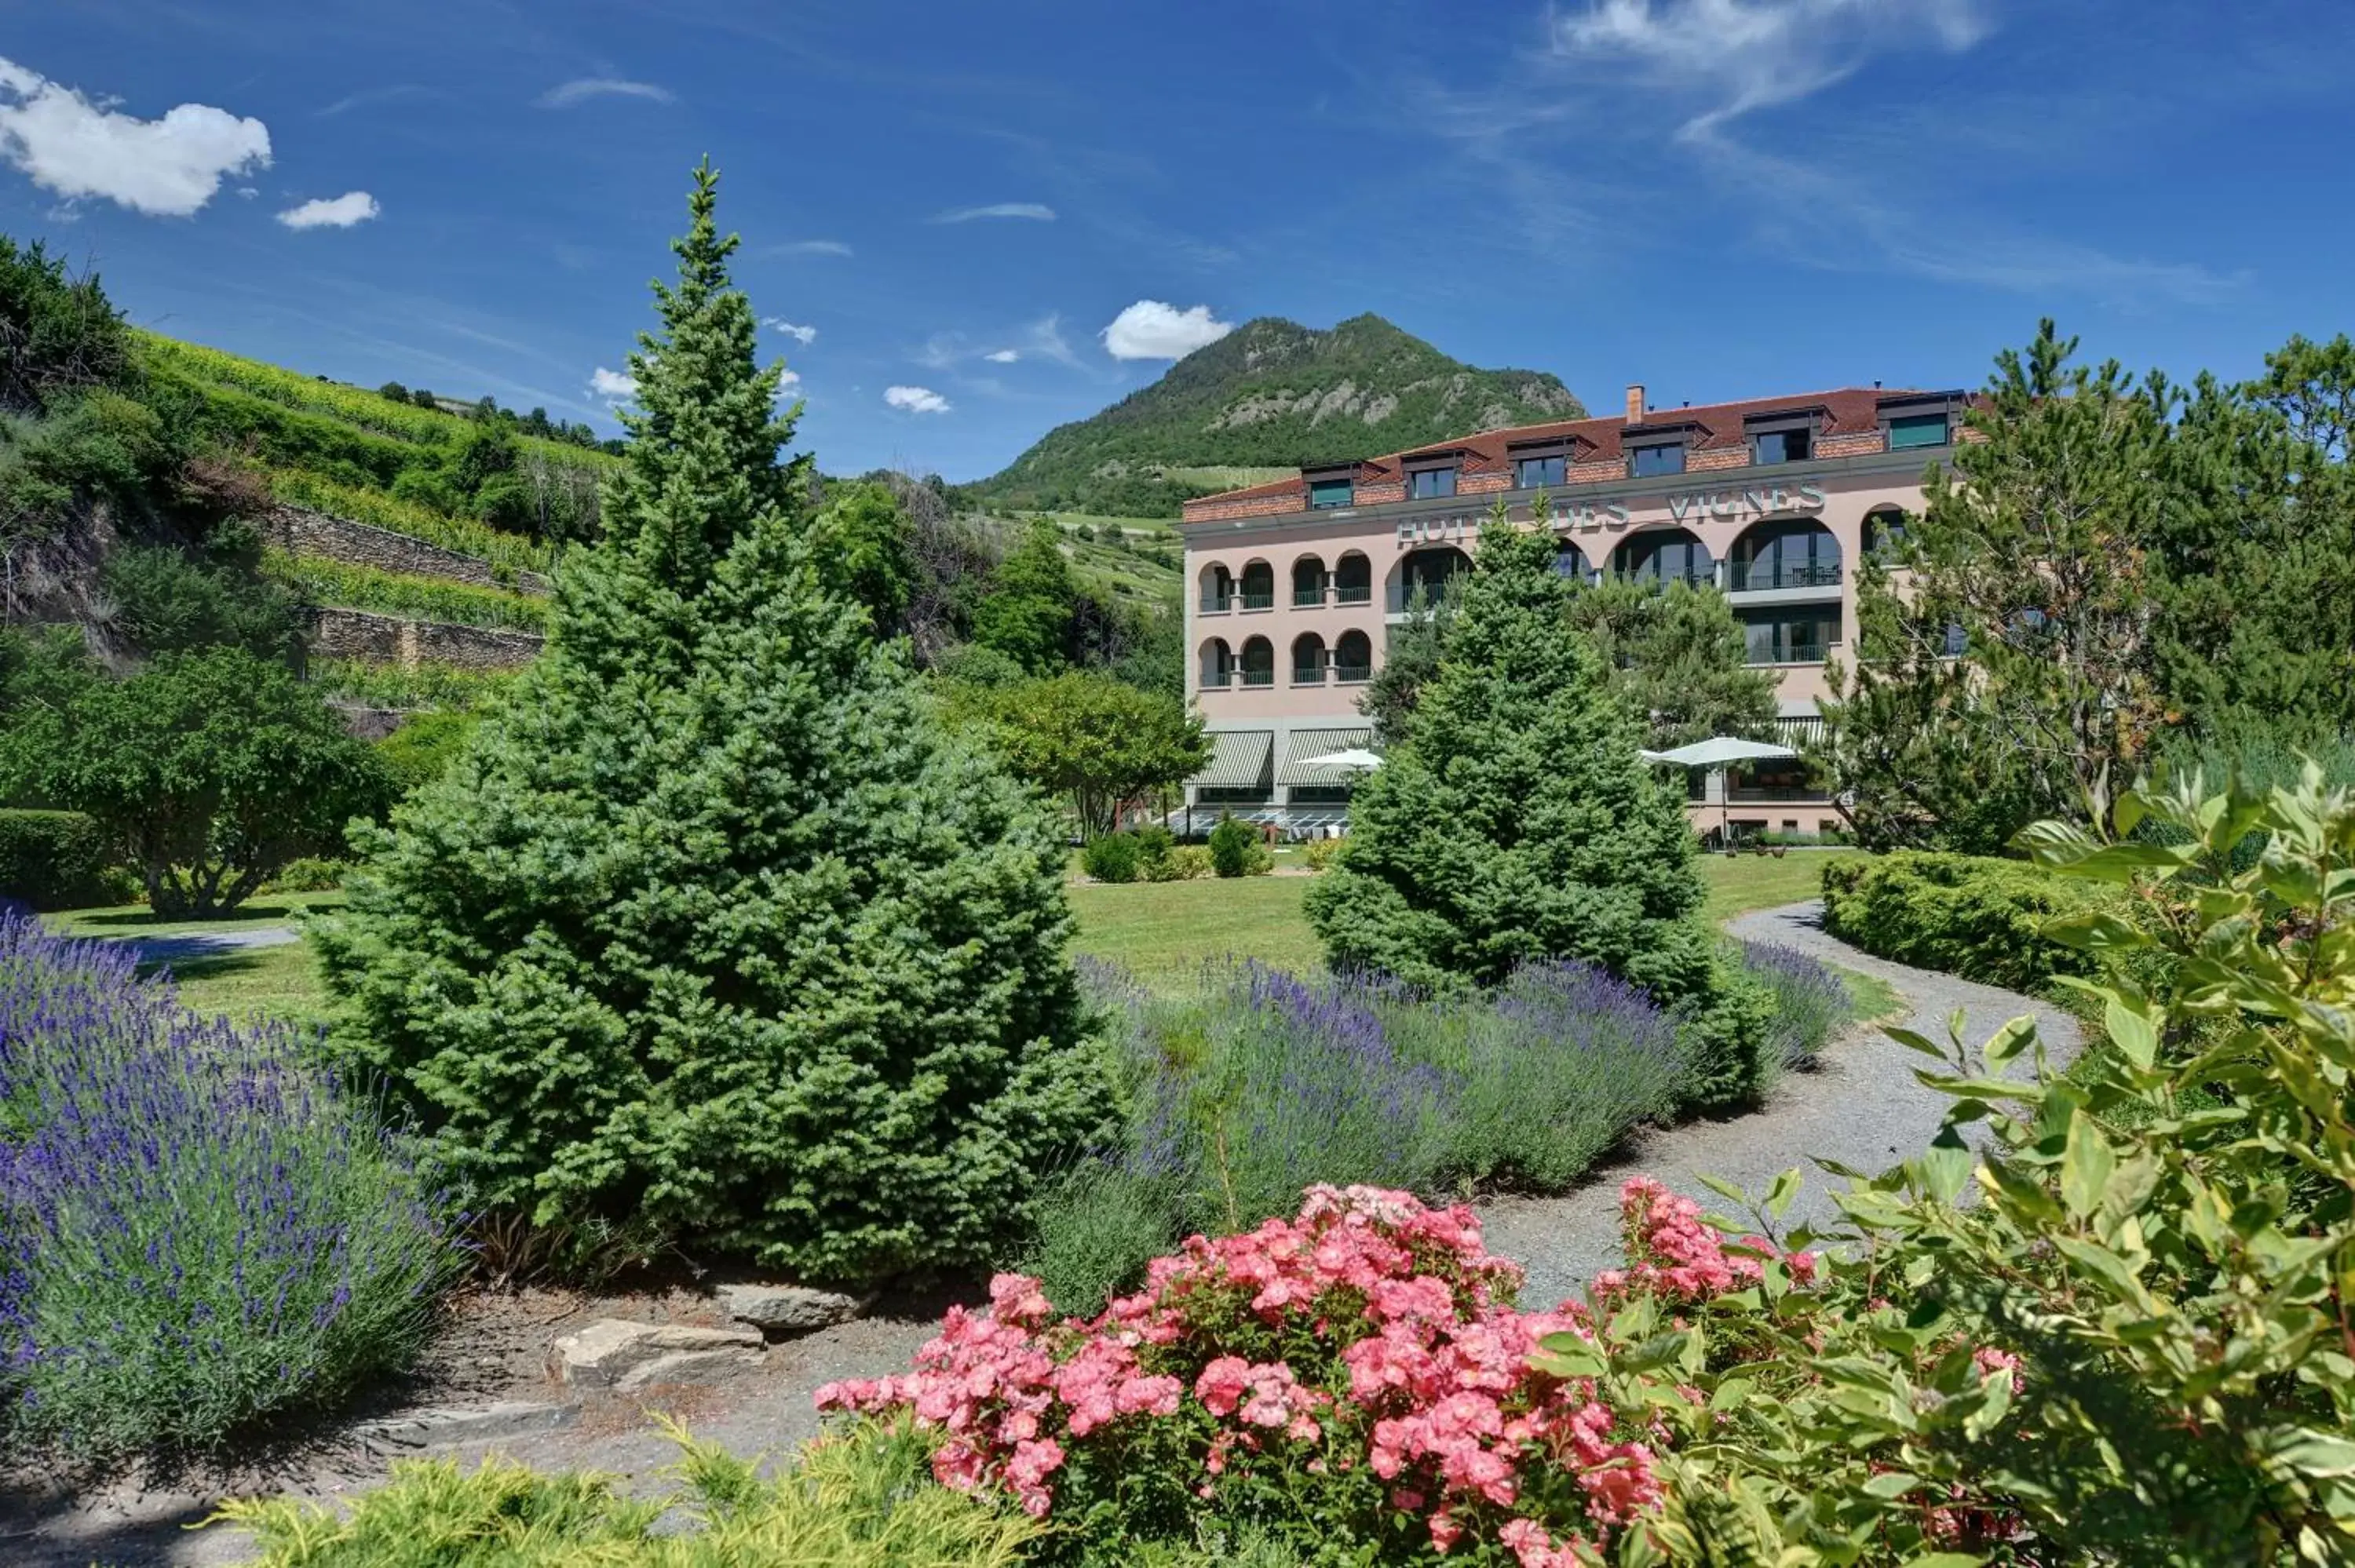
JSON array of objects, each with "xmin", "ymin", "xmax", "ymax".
[{"xmin": 968, "ymin": 314, "xmax": 1585, "ymax": 518}]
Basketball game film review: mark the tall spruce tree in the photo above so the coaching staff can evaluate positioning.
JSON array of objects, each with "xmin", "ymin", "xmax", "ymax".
[
  {"xmin": 316, "ymin": 166, "xmax": 1106, "ymax": 1284},
  {"xmin": 1565, "ymin": 575, "xmax": 1779, "ymax": 752},
  {"xmin": 1306, "ymin": 512, "xmax": 1716, "ymax": 1008}
]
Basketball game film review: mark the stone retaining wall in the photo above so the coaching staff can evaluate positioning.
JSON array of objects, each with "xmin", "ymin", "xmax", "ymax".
[
  {"xmin": 306, "ymin": 607, "xmax": 544, "ymax": 671},
  {"xmin": 263, "ymin": 505, "xmax": 553, "ymax": 594}
]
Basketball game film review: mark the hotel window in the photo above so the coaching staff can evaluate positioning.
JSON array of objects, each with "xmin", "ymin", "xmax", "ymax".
[
  {"xmin": 1514, "ymin": 454, "xmax": 1566, "ymax": 490},
  {"xmin": 1334, "ymin": 629, "xmax": 1373, "ymax": 684},
  {"xmin": 1750, "ymin": 425, "xmax": 1812, "ymax": 465},
  {"xmin": 1409, "ymin": 465, "xmax": 1458, "ymax": 499},
  {"xmin": 1888, "ymin": 412, "xmax": 1951, "ymax": 450},
  {"xmin": 1309, "ymin": 476, "xmax": 1354, "ymax": 509},
  {"xmin": 1628, "ymin": 441, "xmax": 1685, "ymax": 478},
  {"xmin": 1739, "ymin": 607, "xmax": 1841, "ymax": 665}
]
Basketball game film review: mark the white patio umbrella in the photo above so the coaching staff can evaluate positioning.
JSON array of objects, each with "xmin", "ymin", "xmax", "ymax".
[{"xmin": 1638, "ymin": 735, "xmax": 1802, "ymax": 846}]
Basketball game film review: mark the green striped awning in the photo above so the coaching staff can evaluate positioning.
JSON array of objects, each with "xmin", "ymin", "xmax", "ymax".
[
  {"xmin": 1281, "ymin": 727, "xmax": 1375, "ymax": 786},
  {"xmin": 1776, "ymin": 715, "xmax": 1827, "ymax": 746},
  {"xmin": 1195, "ymin": 730, "xmax": 1274, "ymax": 789}
]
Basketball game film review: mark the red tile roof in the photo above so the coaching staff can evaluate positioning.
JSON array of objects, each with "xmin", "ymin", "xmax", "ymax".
[{"xmin": 1181, "ymin": 385, "xmax": 1963, "ymax": 520}]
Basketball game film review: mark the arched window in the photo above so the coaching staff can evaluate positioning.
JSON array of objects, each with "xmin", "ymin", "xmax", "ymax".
[
  {"xmin": 1239, "ymin": 560, "xmax": 1276, "ymax": 611},
  {"xmin": 1291, "ymin": 555, "xmax": 1327, "ymax": 608},
  {"xmin": 1199, "ymin": 637, "xmax": 1233, "ymax": 689},
  {"xmin": 1332, "ymin": 551, "xmax": 1373, "ymax": 606},
  {"xmin": 1291, "ymin": 632, "xmax": 1327, "ymax": 684},
  {"xmin": 1239, "ymin": 636, "xmax": 1276, "ymax": 687},
  {"xmin": 1864, "ymin": 506, "xmax": 1910, "ymax": 560},
  {"xmin": 1554, "ymin": 539, "xmax": 1590, "ymax": 583},
  {"xmin": 1390, "ymin": 545, "xmax": 1473, "ymax": 611},
  {"xmin": 1199, "ymin": 563, "xmax": 1234, "ymax": 614},
  {"xmin": 1611, "ymin": 528, "xmax": 1712, "ymax": 590},
  {"xmin": 1334, "ymin": 629, "xmax": 1373, "ymax": 684},
  {"xmin": 1730, "ymin": 520, "xmax": 1841, "ymax": 591}
]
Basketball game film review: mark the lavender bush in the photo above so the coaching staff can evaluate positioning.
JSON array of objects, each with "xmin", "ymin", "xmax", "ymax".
[
  {"xmin": 1031, "ymin": 957, "xmax": 1692, "ymax": 1311},
  {"xmin": 1739, "ymin": 941, "xmax": 1848, "ymax": 1078},
  {"xmin": 0, "ymin": 914, "xmax": 457, "ymax": 1459}
]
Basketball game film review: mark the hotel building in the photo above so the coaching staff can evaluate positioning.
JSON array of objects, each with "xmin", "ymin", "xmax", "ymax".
[{"xmin": 1174, "ymin": 382, "xmax": 1970, "ymax": 839}]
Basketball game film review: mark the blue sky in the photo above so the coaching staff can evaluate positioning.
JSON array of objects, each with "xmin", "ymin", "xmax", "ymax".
[{"xmin": 2, "ymin": 1, "xmax": 2349, "ymax": 483}]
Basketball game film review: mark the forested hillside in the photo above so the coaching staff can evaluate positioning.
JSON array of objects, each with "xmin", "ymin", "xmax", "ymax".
[{"xmin": 968, "ymin": 313, "xmax": 1583, "ymax": 517}]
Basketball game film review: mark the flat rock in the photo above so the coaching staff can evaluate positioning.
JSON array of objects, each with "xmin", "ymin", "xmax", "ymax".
[
  {"xmin": 354, "ymin": 1400, "xmax": 576, "ymax": 1450},
  {"xmin": 717, "ymin": 1282, "xmax": 871, "ymax": 1335},
  {"xmin": 551, "ymin": 1318, "xmax": 765, "ymax": 1389}
]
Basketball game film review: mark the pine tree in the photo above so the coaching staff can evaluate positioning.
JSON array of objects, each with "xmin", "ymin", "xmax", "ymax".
[
  {"xmin": 316, "ymin": 165, "xmax": 1107, "ymax": 1284},
  {"xmin": 1306, "ymin": 512, "xmax": 1715, "ymax": 1006},
  {"xmin": 1566, "ymin": 576, "xmax": 1780, "ymax": 752}
]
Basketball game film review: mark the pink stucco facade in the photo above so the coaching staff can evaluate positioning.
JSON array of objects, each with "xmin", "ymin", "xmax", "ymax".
[{"xmin": 1177, "ymin": 391, "xmax": 1962, "ymax": 841}]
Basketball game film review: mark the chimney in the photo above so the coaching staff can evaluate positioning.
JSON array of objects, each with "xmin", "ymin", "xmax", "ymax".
[{"xmin": 1624, "ymin": 384, "xmax": 1645, "ymax": 421}]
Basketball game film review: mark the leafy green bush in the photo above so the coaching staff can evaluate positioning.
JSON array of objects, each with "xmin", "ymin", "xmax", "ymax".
[
  {"xmin": 1142, "ymin": 844, "xmax": 1210, "ymax": 881},
  {"xmin": 1561, "ymin": 764, "xmax": 2355, "ymax": 1563},
  {"xmin": 1206, "ymin": 815, "xmax": 1269, "ymax": 877},
  {"xmin": 1819, "ymin": 849, "xmax": 2106, "ymax": 993},
  {"xmin": 1301, "ymin": 836, "xmax": 1345, "ymax": 872},
  {"xmin": 101, "ymin": 529, "xmax": 304, "ymax": 662},
  {"xmin": 0, "ymin": 647, "xmax": 393, "ymax": 915},
  {"xmin": 263, "ymin": 854, "xmax": 346, "ymax": 892},
  {"xmin": 374, "ymin": 709, "xmax": 482, "ymax": 795},
  {"xmin": 0, "ymin": 808, "xmax": 137, "ymax": 909},
  {"xmin": 308, "ymin": 657, "xmax": 517, "ymax": 711},
  {"xmin": 209, "ymin": 1415, "xmax": 1040, "ymax": 1566},
  {"xmin": 316, "ymin": 167, "xmax": 1108, "ymax": 1285},
  {"xmin": 262, "ymin": 549, "xmax": 548, "ymax": 631},
  {"xmin": 0, "ymin": 236, "xmax": 130, "ymax": 413},
  {"xmin": 1079, "ymin": 833, "xmax": 1141, "ymax": 884}
]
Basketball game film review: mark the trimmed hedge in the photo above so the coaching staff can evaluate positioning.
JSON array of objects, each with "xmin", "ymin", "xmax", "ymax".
[
  {"xmin": 1819, "ymin": 851, "xmax": 2105, "ymax": 994},
  {"xmin": 0, "ymin": 810, "xmax": 137, "ymax": 910}
]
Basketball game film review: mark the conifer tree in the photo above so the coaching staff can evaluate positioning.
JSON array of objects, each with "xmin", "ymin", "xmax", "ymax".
[
  {"xmin": 316, "ymin": 165, "xmax": 1106, "ymax": 1283},
  {"xmin": 1306, "ymin": 511, "xmax": 1715, "ymax": 1007}
]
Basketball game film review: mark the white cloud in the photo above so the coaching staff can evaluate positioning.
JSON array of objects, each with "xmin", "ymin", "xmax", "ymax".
[
  {"xmin": 0, "ymin": 55, "xmax": 270, "ymax": 217},
  {"xmin": 535, "ymin": 78, "xmax": 674, "ymax": 109},
  {"xmin": 773, "ymin": 239, "xmax": 853, "ymax": 257},
  {"xmin": 1553, "ymin": 0, "xmax": 1988, "ymax": 140},
  {"xmin": 277, "ymin": 190, "xmax": 378, "ymax": 229},
  {"xmin": 589, "ymin": 366, "xmax": 638, "ymax": 399},
  {"xmin": 1101, "ymin": 301, "xmax": 1234, "ymax": 361},
  {"xmin": 764, "ymin": 318, "xmax": 817, "ymax": 345},
  {"xmin": 984, "ymin": 348, "xmax": 1020, "ymax": 363},
  {"xmin": 778, "ymin": 368, "xmax": 802, "ymax": 390},
  {"xmin": 932, "ymin": 202, "xmax": 1055, "ymax": 224},
  {"xmin": 884, "ymin": 385, "xmax": 951, "ymax": 414}
]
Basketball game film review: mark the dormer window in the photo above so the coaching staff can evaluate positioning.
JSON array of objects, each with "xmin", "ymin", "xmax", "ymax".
[
  {"xmin": 1628, "ymin": 440, "xmax": 1685, "ymax": 479},
  {"xmin": 1747, "ymin": 411, "xmax": 1816, "ymax": 465},
  {"xmin": 1308, "ymin": 476, "xmax": 1354, "ymax": 509},
  {"xmin": 1888, "ymin": 412, "xmax": 1950, "ymax": 450},
  {"xmin": 1408, "ymin": 462, "xmax": 1458, "ymax": 499}
]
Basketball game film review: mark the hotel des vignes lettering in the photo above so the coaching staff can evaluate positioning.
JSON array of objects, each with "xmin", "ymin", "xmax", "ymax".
[{"xmin": 1176, "ymin": 381, "xmax": 1971, "ymax": 839}]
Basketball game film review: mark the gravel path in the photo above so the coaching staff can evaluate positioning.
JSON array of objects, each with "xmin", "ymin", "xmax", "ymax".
[
  {"xmin": 1477, "ymin": 899, "xmax": 2082, "ymax": 1305},
  {"xmin": 7, "ymin": 900, "xmax": 2077, "ymax": 1566}
]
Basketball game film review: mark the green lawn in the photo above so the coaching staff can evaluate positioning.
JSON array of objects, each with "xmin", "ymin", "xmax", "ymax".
[
  {"xmin": 42, "ymin": 852, "xmax": 1864, "ymax": 1021},
  {"xmin": 1699, "ymin": 850, "xmax": 1860, "ymax": 922}
]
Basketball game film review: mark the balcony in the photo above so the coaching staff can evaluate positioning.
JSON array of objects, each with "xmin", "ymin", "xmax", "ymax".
[
  {"xmin": 1240, "ymin": 668, "xmax": 1275, "ymax": 688},
  {"xmin": 1200, "ymin": 670, "xmax": 1232, "ymax": 689},
  {"xmin": 1728, "ymin": 561, "xmax": 1842, "ymax": 592},
  {"xmin": 1294, "ymin": 586, "xmax": 1327, "ymax": 608},
  {"xmin": 1334, "ymin": 584, "xmax": 1372, "ymax": 606},
  {"xmin": 1239, "ymin": 591, "xmax": 1275, "ymax": 612},
  {"xmin": 1334, "ymin": 663, "xmax": 1371, "ymax": 684},
  {"xmin": 1727, "ymin": 784, "xmax": 1834, "ymax": 803},
  {"xmin": 1743, "ymin": 640, "xmax": 1829, "ymax": 666},
  {"xmin": 1201, "ymin": 593, "xmax": 1233, "ymax": 614}
]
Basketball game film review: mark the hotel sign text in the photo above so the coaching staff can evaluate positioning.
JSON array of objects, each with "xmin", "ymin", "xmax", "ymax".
[{"xmin": 1397, "ymin": 482, "xmax": 1826, "ymax": 546}]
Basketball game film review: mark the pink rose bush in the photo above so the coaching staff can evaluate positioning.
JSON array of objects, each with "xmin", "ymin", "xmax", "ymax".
[{"xmin": 819, "ymin": 1180, "xmax": 1820, "ymax": 1563}]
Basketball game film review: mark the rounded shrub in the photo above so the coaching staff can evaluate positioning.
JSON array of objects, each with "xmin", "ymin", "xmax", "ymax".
[
  {"xmin": 1080, "ymin": 832, "xmax": 1142, "ymax": 884},
  {"xmin": 1207, "ymin": 816, "xmax": 1269, "ymax": 878}
]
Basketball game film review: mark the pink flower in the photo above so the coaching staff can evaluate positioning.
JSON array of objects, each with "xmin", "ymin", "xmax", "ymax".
[
  {"xmin": 1429, "ymin": 1509, "xmax": 1464, "ymax": 1552},
  {"xmin": 1195, "ymin": 1356, "xmax": 1251, "ymax": 1418}
]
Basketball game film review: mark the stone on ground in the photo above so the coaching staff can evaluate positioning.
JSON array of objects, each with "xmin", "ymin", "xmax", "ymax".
[
  {"xmin": 716, "ymin": 1282, "xmax": 871, "ymax": 1336},
  {"xmin": 550, "ymin": 1318, "xmax": 765, "ymax": 1390}
]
